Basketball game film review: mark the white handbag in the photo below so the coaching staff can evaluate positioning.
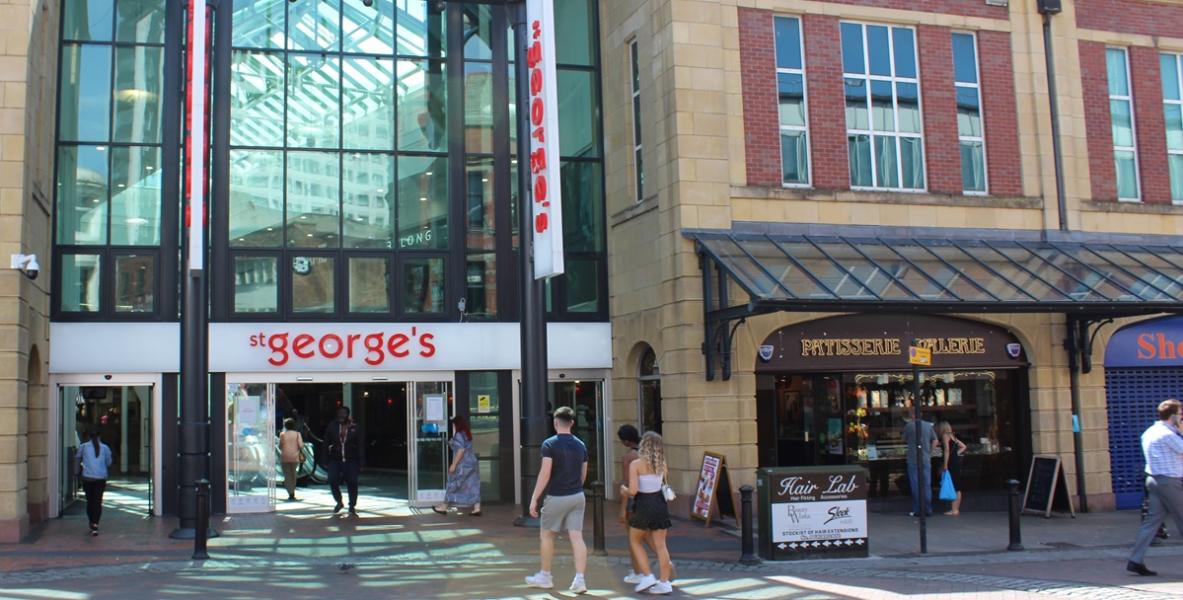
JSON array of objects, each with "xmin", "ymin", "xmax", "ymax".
[{"xmin": 661, "ymin": 471, "xmax": 676, "ymax": 502}]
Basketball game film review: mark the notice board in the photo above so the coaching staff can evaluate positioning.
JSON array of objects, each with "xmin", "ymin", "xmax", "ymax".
[
  {"xmin": 690, "ymin": 452, "xmax": 735, "ymax": 526},
  {"xmin": 1022, "ymin": 455, "xmax": 1076, "ymax": 518},
  {"xmin": 757, "ymin": 465, "xmax": 870, "ymax": 560}
]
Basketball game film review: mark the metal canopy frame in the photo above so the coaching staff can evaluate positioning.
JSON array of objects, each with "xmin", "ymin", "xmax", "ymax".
[{"xmin": 692, "ymin": 231, "xmax": 1183, "ymax": 380}]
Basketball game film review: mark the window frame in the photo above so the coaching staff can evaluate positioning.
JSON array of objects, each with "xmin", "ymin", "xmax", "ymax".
[
  {"xmin": 773, "ymin": 15, "xmax": 811, "ymax": 188},
  {"xmin": 952, "ymin": 31, "xmax": 988, "ymax": 196},
  {"xmin": 628, "ymin": 37, "xmax": 644, "ymax": 202},
  {"xmin": 1163, "ymin": 52, "xmax": 1183, "ymax": 205},
  {"xmin": 1107, "ymin": 46, "xmax": 1141, "ymax": 202}
]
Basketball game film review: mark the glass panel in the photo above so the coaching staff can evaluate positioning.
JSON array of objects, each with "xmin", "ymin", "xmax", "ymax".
[
  {"xmin": 1163, "ymin": 54, "xmax": 1181, "ymax": 101},
  {"xmin": 555, "ymin": 0, "xmax": 594, "ymax": 66},
  {"xmin": 565, "ymin": 258, "xmax": 600, "ymax": 313},
  {"xmin": 466, "ymin": 157, "xmax": 495, "ymax": 251},
  {"xmin": 342, "ymin": 0, "xmax": 394, "ymax": 54},
  {"xmin": 287, "ymin": 152, "xmax": 340, "ymax": 248},
  {"xmin": 114, "ymin": 254, "xmax": 154, "ymax": 313},
  {"xmin": 1171, "ymin": 155, "xmax": 1183, "ymax": 202},
  {"xmin": 113, "ymin": 47, "xmax": 164, "ymax": 144},
  {"xmin": 234, "ymin": 256, "xmax": 278, "ymax": 313},
  {"xmin": 960, "ymin": 141, "xmax": 986, "ymax": 193},
  {"xmin": 59, "ymin": 44, "xmax": 112, "ymax": 142},
  {"xmin": 342, "ymin": 57, "xmax": 394, "ymax": 151},
  {"xmin": 467, "ymin": 372, "xmax": 500, "ymax": 498},
  {"xmin": 958, "ymin": 243, "xmax": 1066, "ymax": 301},
  {"xmin": 874, "ymin": 135, "xmax": 898, "ymax": 188},
  {"xmin": 1049, "ymin": 245, "xmax": 1159, "ymax": 301},
  {"xmin": 397, "ymin": 155, "xmax": 448, "ymax": 250},
  {"xmin": 871, "ymin": 80, "xmax": 894, "ymax": 132},
  {"xmin": 558, "ymin": 69, "xmax": 599, "ymax": 157},
  {"xmin": 777, "ymin": 73, "xmax": 805, "ymax": 127},
  {"xmin": 232, "ymin": 0, "xmax": 285, "ymax": 49},
  {"xmin": 292, "ymin": 255, "xmax": 335, "ymax": 313},
  {"xmin": 562, "ymin": 161, "xmax": 603, "ymax": 252},
  {"xmin": 402, "ymin": 257, "xmax": 445, "ymax": 314},
  {"xmin": 287, "ymin": 0, "xmax": 340, "ymax": 52},
  {"xmin": 852, "ymin": 242, "xmax": 956, "ymax": 300},
  {"xmin": 61, "ymin": 254, "xmax": 102, "ymax": 312},
  {"xmin": 1106, "ymin": 48, "xmax": 1129, "ymax": 96},
  {"xmin": 342, "ymin": 153, "xmax": 394, "ymax": 249},
  {"xmin": 116, "ymin": 0, "xmax": 165, "ymax": 44},
  {"xmin": 229, "ymin": 150, "xmax": 284, "ymax": 247},
  {"xmin": 867, "ymin": 26, "xmax": 890, "ymax": 77},
  {"xmin": 110, "ymin": 146, "xmax": 161, "ymax": 245},
  {"xmin": 848, "ymin": 134, "xmax": 872, "ymax": 187},
  {"xmin": 397, "ymin": 60, "xmax": 447, "ymax": 152},
  {"xmin": 226, "ymin": 383, "xmax": 276, "ymax": 512},
  {"xmin": 463, "ymin": 5, "xmax": 494, "ymax": 60},
  {"xmin": 918, "ymin": 242, "xmax": 1030, "ymax": 302},
  {"xmin": 1115, "ymin": 150, "xmax": 1138, "ymax": 199},
  {"xmin": 890, "ymin": 243, "xmax": 995, "ymax": 301},
  {"xmin": 1091, "ymin": 246, "xmax": 1183, "ymax": 299},
  {"xmin": 1110, "ymin": 100, "xmax": 1134, "ymax": 147},
  {"xmin": 900, "ymin": 137, "xmax": 924, "ymax": 190},
  {"xmin": 956, "ymin": 87, "xmax": 982, "ymax": 137},
  {"xmin": 897, "ymin": 82, "xmax": 920, "ymax": 133},
  {"xmin": 348, "ymin": 257, "xmax": 388, "ymax": 313},
  {"xmin": 892, "ymin": 28, "xmax": 916, "ymax": 79},
  {"xmin": 781, "ymin": 131, "xmax": 808, "ymax": 185},
  {"xmin": 412, "ymin": 382, "xmax": 450, "ymax": 503},
  {"xmin": 774, "ymin": 17, "xmax": 802, "ymax": 70},
  {"xmin": 547, "ymin": 381, "xmax": 603, "ymax": 490},
  {"xmin": 465, "ymin": 62, "xmax": 494, "ymax": 154},
  {"xmin": 704, "ymin": 238, "xmax": 786, "ymax": 299},
  {"xmin": 1165, "ymin": 105, "xmax": 1183, "ymax": 151},
  {"xmin": 812, "ymin": 240, "xmax": 912, "ymax": 300},
  {"xmin": 57, "ymin": 145, "xmax": 109, "ymax": 245},
  {"xmin": 1029, "ymin": 246, "xmax": 1128, "ymax": 301},
  {"xmin": 231, "ymin": 51, "xmax": 285, "ymax": 148},
  {"xmin": 64, "ymin": 0, "xmax": 113, "ymax": 41},
  {"xmin": 845, "ymin": 78, "xmax": 868, "ymax": 130},
  {"xmin": 951, "ymin": 33, "xmax": 978, "ymax": 84},
  {"xmin": 398, "ymin": 0, "xmax": 447, "ymax": 58},
  {"xmin": 465, "ymin": 253, "xmax": 497, "ymax": 318},
  {"xmin": 287, "ymin": 54, "xmax": 340, "ymax": 149},
  {"xmin": 993, "ymin": 245, "xmax": 1107, "ymax": 301},
  {"xmin": 840, "ymin": 23, "xmax": 865, "ymax": 74}
]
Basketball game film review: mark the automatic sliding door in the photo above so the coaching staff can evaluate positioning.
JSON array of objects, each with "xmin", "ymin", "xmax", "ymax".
[
  {"xmin": 410, "ymin": 381, "xmax": 451, "ymax": 505},
  {"xmin": 226, "ymin": 383, "xmax": 276, "ymax": 513}
]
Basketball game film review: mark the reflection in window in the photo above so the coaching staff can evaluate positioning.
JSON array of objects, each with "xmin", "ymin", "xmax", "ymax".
[
  {"xmin": 56, "ymin": 146, "xmax": 109, "ymax": 246},
  {"xmin": 466, "ymin": 157, "xmax": 495, "ymax": 251},
  {"xmin": 114, "ymin": 254, "xmax": 154, "ymax": 312},
  {"xmin": 398, "ymin": 155, "xmax": 448, "ymax": 250},
  {"xmin": 1107, "ymin": 48, "xmax": 1139, "ymax": 200},
  {"xmin": 342, "ymin": 57, "xmax": 394, "ymax": 151},
  {"xmin": 287, "ymin": 54, "xmax": 340, "ymax": 149},
  {"xmin": 64, "ymin": 0, "xmax": 114, "ymax": 42},
  {"xmin": 110, "ymin": 146, "xmax": 162, "ymax": 245},
  {"xmin": 342, "ymin": 153, "xmax": 394, "ymax": 248},
  {"xmin": 397, "ymin": 60, "xmax": 447, "ymax": 152},
  {"xmin": 638, "ymin": 346, "xmax": 662, "ymax": 435},
  {"xmin": 62, "ymin": 254, "xmax": 102, "ymax": 312},
  {"xmin": 113, "ymin": 46, "xmax": 163, "ymax": 144},
  {"xmin": 59, "ymin": 44, "xmax": 112, "ymax": 143},
  {"xmin": 565, "ymin": 259, "xmax": 600, "ymax": 313},
  {"xmin": 348, "ymin": 257, "xmax": 388, "ymax": 313},
  {"xmin": 230, "ymin": 51, "xmax": 285, "ymax": 147},
  {"xmin": 292, "ymin": 256, "xmax": 335, "ymax": 313},
  {"xmin": 286, "ymin": 152, "xmax": 340, "ymax": 248},
  {"xmin": 234, "ymin": 256, "xmax": 278, "ymax": 313},
  {"xmin": 1162, "ymin": 53, "xmax": 1183, "ymax": 203},
  {"xmin": 558, "ymin": 70, "xmax": 599, "ymax": 158},
  {"xmin": 230, "ymin": 150, "xmax": 284, "ymax": 246},
  {"xmin": 403, "ymin": 257, "xmax": 445, "ymax": 314},
  {"xmin": 953, "ymin": 33, "xmax": 986, "ymax": 194},
  {"xmin": 465, "ymin": 253, "xmax": 496, "ymax": 318},
  {"xmin": 465, "ymin": 62, "xmax": 494, "ymax": 154},
  {"xmin": 554, "ymin": 0, "xmax": 594, "ymax": 66},
  {"xmin": 116, "ymin": 0, "xmax": 167, "ymax": 44},
  {"xmin": 775, "ymin": 16, "xmax": 809, "ymax": 186},
  {"xmin": 462, "ymin": 4, "xmax": 494, "ymax": 60},
  {"xmin": 561, "ymin": 161, "xmax": 603, "ymax": 253},
  {"xmin": 629, "ymin": 39, "xmax": 644, "ymax": 200}
]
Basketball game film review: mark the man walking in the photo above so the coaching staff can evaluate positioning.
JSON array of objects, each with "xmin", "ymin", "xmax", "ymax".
[
  {"xmin": 324, "ymin": 406, "xmax": 362, "ymax": 515},
  {"xmin": 1127, "ymin": 399, "xmax": 1183, "ymax": 576},
  {"xmin": 525, "ymin": 406, "xmax": 589, "ymax": 594},
  {"xmin": 902, "ymin": 410, "xmax": 938, "ymax": 517}
]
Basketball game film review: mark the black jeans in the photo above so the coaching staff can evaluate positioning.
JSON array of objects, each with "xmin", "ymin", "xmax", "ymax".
[
  {"xmin": 82, "ymin": 478, "xmax": 106, "ymax": 526},
  {"xmin": 327, "ymin": 459, "xmax": 359, "ymax": 508}
]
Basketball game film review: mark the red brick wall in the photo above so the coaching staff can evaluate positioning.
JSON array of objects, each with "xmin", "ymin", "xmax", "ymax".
[
  {"xmin": 821, "ymin": 0, "xmax": 1006, "ymax": 19},
  {"xmin": 978, "ymin": 30, "xmax": 1022, "ymax": 197},
  {"xmin": 803, "ymin": 14, "xmax": 849, "ymax": 191},
  {"xmin": 918, "ymin": 25, "xmax": 960, "ymax": 195},
  {"xmin": 1080, "ymin": 40, "xmax": 1117, "ymax": 201},
  {"xmin": 1077, "ymin": 0, "xmax": 1183, "ymax": 38},
  {"xmin": 738, "ymin": 8, "xmax": 781, "ymax": 187},
  {"xmin": 1130, "ymin": 46, "xmax": 1171, "ymax": 204}
]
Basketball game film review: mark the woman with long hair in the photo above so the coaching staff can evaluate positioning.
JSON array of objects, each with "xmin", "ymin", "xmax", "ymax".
[
  {"xmin": 619, "ymin": 431, "xmax": 674, "ymax": 595},
  {"xmin": 76, "ymin": 428, "xmax": 113, "ymax": 536},
  {"xmin": 937, "ymin": 421, "xmax": 968, "ymax": 516},
  {"xmin": 433, "ymin": 414, "xmax": 481, "ymax": 516},
  {"xmin": 279, "ymin": 417, "xmax": 305, "ymax": 501}
]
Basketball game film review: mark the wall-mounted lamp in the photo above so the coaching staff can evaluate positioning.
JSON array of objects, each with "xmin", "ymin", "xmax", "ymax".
[{"xmin": 10, "ymin": 253, "xmax": 38, "ymax": 280}]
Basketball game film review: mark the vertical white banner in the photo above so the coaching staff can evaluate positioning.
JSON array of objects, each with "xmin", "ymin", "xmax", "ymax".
[
  {"xmin": 525, "ymin": 0, "xmax": 564, "ymax": 279},
  {"xmin": 185, "ymin": 0, "xmax": 208, "ymax": 270}
]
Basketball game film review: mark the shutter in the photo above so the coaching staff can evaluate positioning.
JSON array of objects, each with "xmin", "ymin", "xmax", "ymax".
[{"xmin": 1106, "ymin": 368, "xmax": 1183, "ymax": 509}]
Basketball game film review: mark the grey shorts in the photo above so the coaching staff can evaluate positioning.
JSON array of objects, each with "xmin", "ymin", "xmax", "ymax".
[{"xmin": 540, "ymin": 492, "xmax": 586, "ymax": 532}]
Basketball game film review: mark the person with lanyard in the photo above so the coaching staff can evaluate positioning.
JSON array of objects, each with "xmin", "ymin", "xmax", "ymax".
[
  {"xmin": 1127, "ymin": 399, "xmax": 1183, "ymax": 576},
  {"xmin": 323, "ymin": 406, "xmax": 363, "ymax": 515}
]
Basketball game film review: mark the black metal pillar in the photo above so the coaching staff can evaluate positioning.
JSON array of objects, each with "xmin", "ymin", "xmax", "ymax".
[
  {"xmin": 912, "ymin": 364, "xmax": 927, "ymax": 553},
  {"xmin": 1065, "ymin": 317, "xmax": 1090, "ymax": 513}
]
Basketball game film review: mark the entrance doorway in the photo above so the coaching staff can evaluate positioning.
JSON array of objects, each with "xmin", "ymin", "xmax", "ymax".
[{"xmin": 548, "ymin": 380, "xmax": 605, "ymax": 490}]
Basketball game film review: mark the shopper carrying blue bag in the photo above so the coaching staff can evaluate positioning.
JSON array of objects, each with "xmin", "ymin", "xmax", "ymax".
[
  {"xmin": 939, "ymin": 470, "xmax": 957, "ymax": 502},
  {"xmin": 937, "ymin": 421, "xmax": 967, "ymax": 513}
]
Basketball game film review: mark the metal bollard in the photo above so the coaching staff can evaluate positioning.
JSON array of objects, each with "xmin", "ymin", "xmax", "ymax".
[
  {"xmin": 590, "ymin": 481, "xmax": 607, "ymax": 556},
  {"xmin": 739, "ymin": 485, "xmax": 760, "ymax": 565},
  {"xmin": 1007, "ymin": 479, "xmax": 1023, "ymax": 551},
  {"xmin": 193, "ymin": 479, "xmax": 210, "ymax": 560}
]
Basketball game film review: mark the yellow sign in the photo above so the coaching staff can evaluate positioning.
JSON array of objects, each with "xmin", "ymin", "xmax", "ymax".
[
  {"xmin": 477, "ymin": 394, "xmax": 491, "ymax": 414},
  {"xmin": 909, "ymin": 346, "xmax": 932, "ymax": 366}
]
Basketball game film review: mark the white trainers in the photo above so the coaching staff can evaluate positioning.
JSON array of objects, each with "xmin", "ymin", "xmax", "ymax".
[
  {"xmin": 524, "ymin": 571, "xmax": 553, "ymax": 589},
  {"xmin": 633, "ymin": 573, "xmax": 658, "ymax": 593},
  {"xmin": 568, "ymin": 575, "xmax": 587, "ymax": 594},
  {"xmin": 623, "ymin": 571, "xmax": 643, "ymax": 584},
  {"xmin": 648, "ymin": 580, "xmax": 673, "ymax": 595}
]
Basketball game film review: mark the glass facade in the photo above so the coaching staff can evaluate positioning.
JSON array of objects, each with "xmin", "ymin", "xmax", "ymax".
[
  {"xmin": 952, "ymin": 33, "xmax": 986, "ymax": 194},
  {"xmin": 774, "ymin": 16, "xmax": 809, "ymax": 186},
  {"xmin": 1163, "ymin": 53, "xmax": 1183, "ymax": 203},
  {"xmin": 1107, "ymin": 47, "xmax": 1139, "ymax": 201}
]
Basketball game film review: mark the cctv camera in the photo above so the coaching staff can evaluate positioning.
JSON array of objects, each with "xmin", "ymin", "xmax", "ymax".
[
  {"xmin": 10, "ymin": 253, "xmax": 38, "ymax": 280},
  {"xmin": 362, "ymin": 0, "xmax": 374, "ymax": 6}
]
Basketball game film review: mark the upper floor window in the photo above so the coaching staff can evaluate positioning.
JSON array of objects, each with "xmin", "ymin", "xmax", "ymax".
[
  {"xmin": 952, "ymin": 33, "xmax": 986, "ymax": 194},
  {"xmin": 1107, "ymin": 48, "xmax": 1140, "ymax": 201},
  {"xmin": 629, "ymin": 39, "xmax": 644, "ymax": 201},
  {"xmin": 841, "ymin": 23, "xmax": 924, "ymax": 191},
  {"xmin": 1162, "ymin": 53, "xmax": 1183, "ymax": 203},
  {"xmin": 775, "ymin": 16, "xmax": 809, "ymax": 186}
]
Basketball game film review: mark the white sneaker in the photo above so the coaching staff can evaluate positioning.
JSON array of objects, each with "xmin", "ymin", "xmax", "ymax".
[
  {"xmin": 623, "ymin": 571, "xmax": 643, "ymax": 584},
  {"xmin": 648, "ymin": 580, "xmax": 673, "ymax": 595},
  {"xmin": 569, "ymin": 575, "xmax": 587, "ymax": 594},
  {"xmin": 524, "ymin": 571, "xmax": 553, "ymax": 589},
  {"xmin": 634, "ymin": 573, "xmax": 657, "ymax": 593}
]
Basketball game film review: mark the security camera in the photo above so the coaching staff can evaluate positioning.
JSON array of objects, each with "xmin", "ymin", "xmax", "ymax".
[
  {"xmin": 10, "ymin": 253, "xmax": 38, "ymax": 280},
  {"xmin": 362, "ymin": 0, "xmax": 374, "ymax": 6}
]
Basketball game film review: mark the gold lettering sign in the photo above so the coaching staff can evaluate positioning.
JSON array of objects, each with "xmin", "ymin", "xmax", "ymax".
[{"xmin": 800, "ymin": 337, "xmax": 986, "ymax": 357}]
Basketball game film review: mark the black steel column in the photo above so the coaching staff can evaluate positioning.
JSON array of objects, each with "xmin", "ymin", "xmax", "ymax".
[
  {"xmin": 514, "ymin": 0, "xmax": 550, "ymax": 525},
  {"xmin": 1065, "ymin": 317, "xmax": 1090, "ymax": 513},
  {"xmin": 912, "ymin": 363, "xmax": 927, "ymax": 553}
]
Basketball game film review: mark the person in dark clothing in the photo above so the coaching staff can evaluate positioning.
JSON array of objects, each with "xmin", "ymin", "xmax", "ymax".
[
  {"xmin": 76, "ymin": 428, "xmax": 113, "ymax": 536},
  {"xmin": 323, "ymin": 406, "xmax": 362, "ymax": 515}
]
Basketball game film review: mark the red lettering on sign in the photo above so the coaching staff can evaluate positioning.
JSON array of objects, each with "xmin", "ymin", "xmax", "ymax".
[
  {"xmin": 1137, "ymin": 333, "xmax": 1155, "ymax": 359},
  {"xmin": 531, "ymin": 97, "xmax": 544, "ymax": 126},
  {"xmin": 388, "ymin": 333, "xmax": 410, "ymax": 358},
  {"xmin": 420, "ymin": 333, "xmax": 436, "ymax": 357},
  {"xmin": 292, "ymin": 334, "xmax": 315, "ymax": 359},
  {"xmin": 527, "ymin": 41, "xmax": 542, "ymax": 67},
  {"xmin": 257, "ymin": 329, "xmax": 441, "ymax": 367},
  {"xmin": 319, "ymin": 333, "xmax": 343, "ymax": 359},
  {"xmin": 267, "ymin": 333, "xmax": 289, "ymax": 366},
  {"xmin": 530, "ymin": 67, "xmax": 543, "ymax": 95},
  {"xmin": 535, "ymin": 213, "xmax": 549, "ymax": 233},
  {"xmin": 534, "ymin": 175, "xmax": 547, "ymax": 202},
  {"xmin": 530, "ymin": 148, "xmax": 547, "ymax": 174},
  {"xmin": 364, "ymin": 333, "xmax": 384, "ymax": 366}
]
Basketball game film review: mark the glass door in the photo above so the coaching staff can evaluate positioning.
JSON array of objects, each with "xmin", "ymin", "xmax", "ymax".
[
  {"xmin": 59, "ymin": 386, "xmax": 83, "ymax": 515},
  {"xmin": 226, "ymin": 383, "xmax": 276, "ymax": 513},
  {"xmin": 410, "ymin": 381, "xmax": 451, "ymax": 505},
  {"xmin": 549, "ymin": 380, "xmax": 604, "ymax": 490}
]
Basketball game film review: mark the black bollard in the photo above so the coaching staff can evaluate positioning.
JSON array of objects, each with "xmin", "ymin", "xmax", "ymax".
[
  {"xmin": 193, "ymin": 479, "xmax": 210, "ymax": 560},
  {"xmin": 1007, "ymin": 479, "xmax": 1023, "ymax": 551},
  {"xmin": 739, "ymin": 485, "xmax": 760, "ymax": 565},
  {"xmin": 591, "ymin": 481, "xmax": 607, "ymax": 556}
]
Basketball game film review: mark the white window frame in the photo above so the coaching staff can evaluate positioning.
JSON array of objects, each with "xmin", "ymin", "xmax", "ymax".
[
  {"xmin": 1108, "ymin": 47, "xmax": 1141, "ymax": 202},
  {"xmin": 1164, "ymin": 52, "xmax": 1183, "ymax": 205},
  {"xmin": 629, "ymin": 38, "xmax": 644, "ymax": 203},
  {"xmin": 841, "ymin": 21, "xmax": 926, "ymax": 192},
  {"xmin": 774, "ymin": 15, "xmax": 811, "ymax": 188},
  {"xmin": 952, "ymin": 31, "xmax": 988, "ymax": 195}
]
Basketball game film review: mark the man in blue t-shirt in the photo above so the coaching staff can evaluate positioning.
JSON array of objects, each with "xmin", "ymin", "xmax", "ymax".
[{"xmin": 525, "ymin": 406, "xmax": 589, "ymax": 594}]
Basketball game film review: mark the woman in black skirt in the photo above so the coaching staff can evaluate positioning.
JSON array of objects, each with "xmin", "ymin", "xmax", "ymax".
[
  {"xmin": 938, "ymin": 421, "xmax": 967, "ymax": 515},
  {"xmin": 619, "ymin": 431, "xmax": 673, "ymax": 595}
]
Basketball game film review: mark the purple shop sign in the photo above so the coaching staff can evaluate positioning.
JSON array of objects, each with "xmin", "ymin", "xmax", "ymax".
[{"xmin": 1104, "ymin": 316, "xmax": 1183, "ymax": 368}]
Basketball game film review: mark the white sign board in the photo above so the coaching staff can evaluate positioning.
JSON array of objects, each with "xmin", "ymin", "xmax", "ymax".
[
  {"xmin": 771, "ymin": 499, "xmax": 868, "ymax": 544},
  {"xmin": 525, "ymin": 0, "xmax": 564, "ymax": 279},
  {"xmin": 425, "ymin": 394, "xmax": 445, "ymax": 422}
]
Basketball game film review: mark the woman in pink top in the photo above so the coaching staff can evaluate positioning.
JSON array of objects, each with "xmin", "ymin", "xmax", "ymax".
[{"xmin": 279, "ymin": 418, "xmax": 304, "ymax": 501}]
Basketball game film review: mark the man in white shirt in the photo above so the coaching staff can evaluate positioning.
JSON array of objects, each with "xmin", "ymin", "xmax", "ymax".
[{"xmin": 1128, "ymin": 399, "xmax": 1183, "ymax": 576}]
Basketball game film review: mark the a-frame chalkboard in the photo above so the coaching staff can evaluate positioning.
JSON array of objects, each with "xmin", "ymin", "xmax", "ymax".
[{"xmin": 1022, "ymin": 455, "xmax": 1077, "ymax": 518}]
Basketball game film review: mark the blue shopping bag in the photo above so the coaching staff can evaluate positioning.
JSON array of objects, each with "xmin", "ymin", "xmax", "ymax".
[{"xmin": 939, "ymin": 470, "xmax": 957, "ymax": 502}]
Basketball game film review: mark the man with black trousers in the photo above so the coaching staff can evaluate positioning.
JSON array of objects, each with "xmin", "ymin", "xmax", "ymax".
[{"xmin": 324, "ymin": 406, "xmax": 363, "ymax": 515}]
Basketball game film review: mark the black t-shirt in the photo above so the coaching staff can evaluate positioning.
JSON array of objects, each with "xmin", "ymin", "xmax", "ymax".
[{"xmin": 541, "ymin": 433, "xmax": 588, "ymax": 496}]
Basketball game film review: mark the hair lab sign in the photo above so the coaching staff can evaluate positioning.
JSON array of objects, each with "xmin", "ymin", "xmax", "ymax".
[{"xmin": 526, "ymin": 0, "xmax": 564, "ymax": 279}]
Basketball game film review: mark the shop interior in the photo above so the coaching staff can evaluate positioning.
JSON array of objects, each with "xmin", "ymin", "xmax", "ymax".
[{"xmin": 60, "ymin": 385, "xmax": 154, "ymax": 517}]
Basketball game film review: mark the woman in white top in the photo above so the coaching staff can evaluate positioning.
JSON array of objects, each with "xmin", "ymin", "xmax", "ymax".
[
  {"xmin": 619, "ymin": 431, "xmax": 674, "ymax": 595},
  {"xmin": 76, "ymin": 428, "xmax": 113, "ymax": 536}
]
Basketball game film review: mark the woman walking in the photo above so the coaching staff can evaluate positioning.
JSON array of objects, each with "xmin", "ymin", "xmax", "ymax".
[
  {"xmin": 616, "ymin": 425, "xmax": 648, "ymax": 584},
  {"xmin": 619, "ymin": 431, "xmax": 674, "ymax": 595},
  {"xmin": 76, "ymin": 428, "xmax": 112, "ymax": 536},
  {"xmin": 279, "ymin": 418, "xmax": 305, "ymax": 501},
  {"xmin": 938, "ymin": 421, "xmax": 968, "ymax": 516},
  {"xmin": 433, "ymin": 415, "xmax": 481, "ymax": 516}
]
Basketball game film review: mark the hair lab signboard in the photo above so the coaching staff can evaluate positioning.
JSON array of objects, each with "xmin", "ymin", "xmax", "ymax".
[{"xmin": 758, "ymin": 466, "xmax": 869, "ymax": 560}]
